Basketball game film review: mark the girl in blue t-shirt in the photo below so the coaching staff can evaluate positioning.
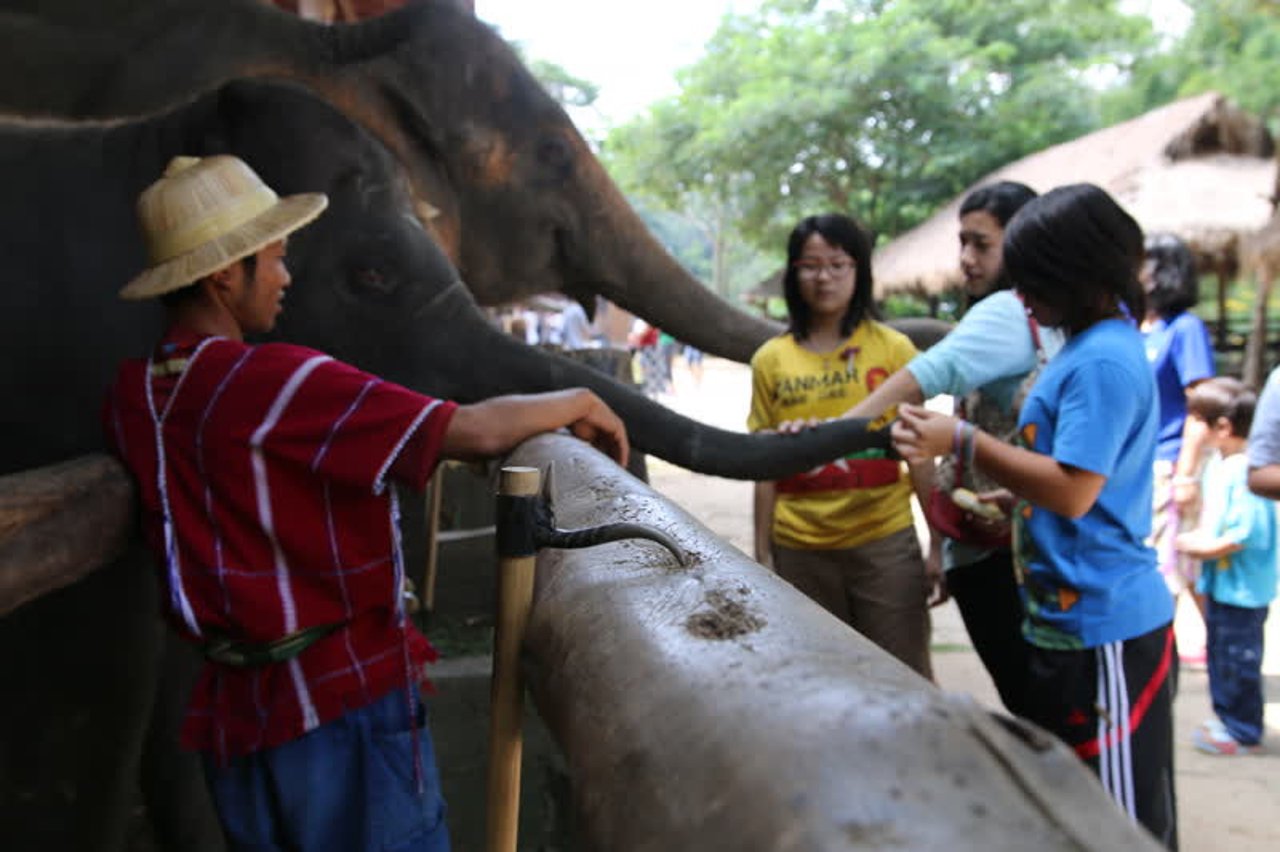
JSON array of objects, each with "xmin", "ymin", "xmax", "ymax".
[{"xmin": 892, "ymin": 184, "xmax": 1177, "ymax": 850}]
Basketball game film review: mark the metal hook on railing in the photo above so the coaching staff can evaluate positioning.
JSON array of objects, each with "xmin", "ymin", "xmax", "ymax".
[
  {"xmin": 495, "ymin": 463, "xmax": 689, "ymax": 567},
  {"xmin": 487, "ymin": 463, "xmax": 687, "ymax": 852}
]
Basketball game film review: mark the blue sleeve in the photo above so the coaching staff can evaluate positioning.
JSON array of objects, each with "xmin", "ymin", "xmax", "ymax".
[
  {"xmin": 907, "ymin": 292, "xmax": 1036, "ymax": 398},
  {"xmin": 1248, "ymin": 366, "xmax": 1280, "ymax": 468},
  {"xmin": 1220, "ymin": 476, "xmax": 1275, "ymax": 549},
  {"xmin": 1171, "ymin": 313, "xmax": 1215, "ymax": 388},
  {"xmin": 1051, "ymin": 360, "xmax": 1143, "ymax": 476}
]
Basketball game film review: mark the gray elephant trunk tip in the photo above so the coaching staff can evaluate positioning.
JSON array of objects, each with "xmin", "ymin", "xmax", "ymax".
[
  {"xmin": 536, "ymin": 521, "xmax": 690, "ymax": 568},
  {"xmin": 534, "ymin": 462, "xmax": 689, "ymax": 567}
]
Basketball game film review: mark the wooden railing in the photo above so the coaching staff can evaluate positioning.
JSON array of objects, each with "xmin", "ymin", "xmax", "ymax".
[
  {"xmin": 2, "ymin": 441, "xmax": 1163, "ymax": 850},
  {"xmin": 505, "ymin": 433, "xmax": 1162, "ymax": 851}
]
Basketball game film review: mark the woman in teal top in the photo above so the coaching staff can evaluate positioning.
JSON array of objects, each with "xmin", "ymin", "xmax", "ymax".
[
  {"xmin": 846, "ymin": 181, "xmax": 1057, "ymax": 717},
  {"xmin": 893, "ymin": 184, "xmax": 1176, "ymax": 850}
]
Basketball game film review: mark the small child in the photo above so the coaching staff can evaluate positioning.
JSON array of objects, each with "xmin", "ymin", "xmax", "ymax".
[{"xmin": 1176, "ymin": 377, "xmax": 1276, "ymax": 755}]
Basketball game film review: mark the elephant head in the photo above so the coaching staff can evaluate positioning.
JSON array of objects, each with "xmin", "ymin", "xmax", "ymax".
[
  {"xmin": 216, "ymin": 81, "xmax": 890, "ymax": 479},
  {"xmin": 0, "ymin": 0, "xmax": 950, "ymax": 366},
  {"xmin": 0, "ymin": 0, "xmax": 779, "ymax": 363},
  {"xmin": 0, "ymin": 78, "xmax": 886, "ymax": 484},
  {"xmin": 333, "ymin": 1, "xmax": 787, "ymax": 362}
]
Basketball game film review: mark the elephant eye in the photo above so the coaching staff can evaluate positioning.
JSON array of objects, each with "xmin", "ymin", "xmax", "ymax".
[
  {"xmin": 535, "ymin": 136, "xmax": 573, "ymax": 180},
  {"xmin": 352, "ymin": 266, "xmax": 397, "ymax": 296}
]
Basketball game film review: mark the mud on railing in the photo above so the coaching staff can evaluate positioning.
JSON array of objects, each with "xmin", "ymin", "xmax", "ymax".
[{"xmin": 507, "ymin": 432, "xmax": 1162, "ymax": 852}]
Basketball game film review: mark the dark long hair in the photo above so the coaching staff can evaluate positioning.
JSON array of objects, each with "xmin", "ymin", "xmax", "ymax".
[
  {"xmin": 1143, "ymin": 232, "xmax": 1199, "ymax": 318},
  {"xmin": 782, "ymin": 213, "xmax": 878, "ymax": 340},
  {"xmin": 959, "ymin": 181, "xmax": 1037, "ymax": 299},
  {"xmin": 1003, "ymin": 183, "xmax": 1145, "ymax": 336},
  {"xmin": 960, "ymin": 181, "xmax": 1038, "ymax": 229}
]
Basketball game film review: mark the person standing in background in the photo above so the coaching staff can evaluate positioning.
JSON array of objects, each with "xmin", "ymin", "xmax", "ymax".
[
  {"xmin": 560, "ymin": 298, "xmax": 595, "ymax": 349},
  {"xmin": 750, "ymin": 212, "xmax": 940, "ymax": 679},
  {"xmin": 1247, "ymin": 364, "xmax": 1280, "ymax": 499},
  {"xmin": 1175, "ymin": 378, "xmax": 1275, "ymax": 756},
  {"xmin": 1141, "ymin": 233, "xmax": 1215, "ymax": 665}
]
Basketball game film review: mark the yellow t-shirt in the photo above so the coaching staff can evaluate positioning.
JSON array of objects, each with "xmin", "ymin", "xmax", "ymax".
[{"xmin": 748, "ymin": 321, "xmax": 917, "ymax": 549}]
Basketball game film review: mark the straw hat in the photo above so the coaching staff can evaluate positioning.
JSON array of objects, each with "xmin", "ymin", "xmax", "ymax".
[{"xmin": 120, "ymin": 154, "xmax": 329, "ymax": 300}]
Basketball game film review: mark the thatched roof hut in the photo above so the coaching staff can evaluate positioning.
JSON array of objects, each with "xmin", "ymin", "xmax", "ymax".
[{"xmin": 874, "ymin": 92, "xmax": 1277, "ymax": 296}]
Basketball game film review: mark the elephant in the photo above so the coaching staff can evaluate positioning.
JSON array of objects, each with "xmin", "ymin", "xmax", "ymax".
[
  {"xmin": 0, "ymin": 77, "xmax": 895, "ymax": 852},
  {"xmin": 0, "ymin": 0, "xmax": 950, "ymax": 363}
]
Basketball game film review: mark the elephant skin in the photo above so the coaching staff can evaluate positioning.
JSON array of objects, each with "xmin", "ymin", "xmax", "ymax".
[
  {"xmin": 508, "ymin": 433, "xmax": 1163, "ymax": 852},
  {"xmin": 0, "ymin": 0, "xmax": 951, "ymax": 362},
  {"xmin": 0, "ymin": 77, "xmax": 900, "ymax": 851}
]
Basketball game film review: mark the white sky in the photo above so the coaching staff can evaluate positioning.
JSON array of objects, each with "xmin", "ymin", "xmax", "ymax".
[
  {"xmin": 475, "ymin": 1, "xmax": 1192, "ymax": 135},
  {"xmin": 475, "ymin": 0, "xmax": 761, "ymax": 134}
]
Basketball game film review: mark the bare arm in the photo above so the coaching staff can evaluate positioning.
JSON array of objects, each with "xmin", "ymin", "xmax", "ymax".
[
  {"xmin": 1175, "ymin": 530, "xmax": 1243, "ymax": 561},
  {"xmin": 906, "ymin": 456, "xmax": 946, "ymax": 605},
  {"xmin": 1248, "ymin": 465, "xmax": 1280, "ymax": 500},
  {"xmin": 1172, "ymin": 388, "xmax": 1210, "ymax": 508},
  {"xmin": 843, "ymin": 368, "xmax": 925, "ymax": 422},
  {"xmin": 754, "ymin": 481, "xmax": 776, "ymax": 569},
  {"xmin": 893, "ymin": 405, "xmax": 1105, "ymax": 519},
  {"xmin": 443, "ymin": 389, "xmax": 628, "ymax": 467}
]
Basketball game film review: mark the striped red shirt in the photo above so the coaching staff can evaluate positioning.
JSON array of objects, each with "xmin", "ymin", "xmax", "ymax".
[{"xmin": 103, "ymin": 329, "xmax": 456, "ymax": 760}]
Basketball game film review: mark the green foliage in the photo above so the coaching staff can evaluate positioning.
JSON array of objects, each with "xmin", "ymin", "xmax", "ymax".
[
  {"xmin": 527, "ymin": 58, "xmax": 600, "ymax": 109},
  {"xmin": 602, "ymin": 0, "xmax": 1154, "ymax": 258},
  {"xmin": 507, "ymin": 41, "xmax": 601, "ymax": 109},
  {"xmin": 878, "ymin": 293, "xmax": 934, "ymax": 319},
  {"xmin": 1104, "ymin": 0, "xmax": 1280, "ymax": 130}
]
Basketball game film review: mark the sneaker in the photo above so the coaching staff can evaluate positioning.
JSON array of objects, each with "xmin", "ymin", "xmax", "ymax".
[{"xmin": 1192, "ymin": 719, "xmax": 1261, "ymax": 756}]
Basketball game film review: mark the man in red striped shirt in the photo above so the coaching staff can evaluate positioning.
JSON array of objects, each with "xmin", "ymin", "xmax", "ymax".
[{"xmin": 103, "ymin": 155, "xmax": 627, "ymax": 852}]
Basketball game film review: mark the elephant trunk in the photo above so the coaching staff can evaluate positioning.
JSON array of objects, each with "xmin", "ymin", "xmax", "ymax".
[
  {"xmin": 574, "ymin": 157, "xmax": 783, "ymax": 365},
  {"xmin": 421, "ymin": 288, "xmax": 888, "ymax": 480}
]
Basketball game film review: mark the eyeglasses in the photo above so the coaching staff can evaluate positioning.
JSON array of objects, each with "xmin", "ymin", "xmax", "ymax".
[{"xmin": 794, "ymin": 259, "xmax": 854, "ymax": 277}]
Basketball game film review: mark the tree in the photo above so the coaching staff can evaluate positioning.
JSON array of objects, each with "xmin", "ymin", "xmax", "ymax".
[
  {"xmin": 604, "ymin": 0, "xmax": 1154, "ymax": 253},
  {"xmin": 1107, "ymin": 0, "xmax": 1280, "ymax": 131},
  {"xmin": 527, "ymin": 58, "xmax": 600, "ymax": 110}
]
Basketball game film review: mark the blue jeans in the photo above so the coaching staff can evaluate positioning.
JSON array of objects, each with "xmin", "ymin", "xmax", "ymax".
[
  {"xmin": 1206, "ymin": 600, "xmax": 1269, "ymax": 746},
  {"xmin": 203, "ymin": 689, "xmax": 449, "ymax": 851}
]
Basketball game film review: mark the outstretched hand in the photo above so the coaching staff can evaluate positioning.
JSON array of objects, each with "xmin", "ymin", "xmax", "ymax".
[
  {"xmin": 568, "ymin": 392, "xmax": 630, "ymax": 468},
  {"xmin": 774, "ymin": 416, "xmax": 825, "ymax": 434},
  {"xmin": 924, "ymin": 547, "xmax": 948, "ymax": 607},
  {"xmin": 891, "ymin": 403, "xmax": 960, "ymax": 463}
]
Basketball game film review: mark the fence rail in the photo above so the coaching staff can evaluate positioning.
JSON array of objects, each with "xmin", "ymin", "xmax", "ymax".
[{"xmin": 506, "ymin": 433, "xmax": 1164, "ymax": 851}]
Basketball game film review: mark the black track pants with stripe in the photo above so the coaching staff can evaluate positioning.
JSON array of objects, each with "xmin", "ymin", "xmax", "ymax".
[{"xmin": 1025, "ymin": 622, "xmax": 1178, "ymax": 850}]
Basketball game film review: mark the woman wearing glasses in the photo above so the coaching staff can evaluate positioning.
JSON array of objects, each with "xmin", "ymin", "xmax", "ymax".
[{"xmin": 748, "ymin": 213, "xmax": 939, "ymax": 678}]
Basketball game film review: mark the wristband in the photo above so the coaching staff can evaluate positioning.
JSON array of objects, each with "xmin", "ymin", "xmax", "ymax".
[
  {"xmin": 962, "ymin": 422, "xmax": 977, "ymax": 470},
  {"xmin": 1172, "ymin": 475, "xmax": 1199, "ymax": 486}
]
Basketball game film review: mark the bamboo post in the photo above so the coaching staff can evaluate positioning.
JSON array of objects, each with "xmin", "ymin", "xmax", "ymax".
[
  {"xmin": 485, "ymin": 466, "xmax": 540, "ymax": 852},
  {"xmin": 421, "ymin": 470, "xmax": 445, "ymax": 612}
]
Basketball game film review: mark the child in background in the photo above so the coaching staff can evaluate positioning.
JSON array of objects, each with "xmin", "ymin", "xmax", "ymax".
[{"xmin": 1176, "ymin": 377, "xmax": 1276, "ymax": 756}]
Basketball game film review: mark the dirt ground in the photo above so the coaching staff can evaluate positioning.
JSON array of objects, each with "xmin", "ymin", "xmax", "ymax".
[{"xmin": 647, "ymin": 356, "xmax": 1280, "ymax": 852}]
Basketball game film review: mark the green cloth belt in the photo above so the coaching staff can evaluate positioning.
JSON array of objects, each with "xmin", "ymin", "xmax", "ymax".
[{"xmin": 203, "ymin": 621, "xmax": 345, "ymax": 668}]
